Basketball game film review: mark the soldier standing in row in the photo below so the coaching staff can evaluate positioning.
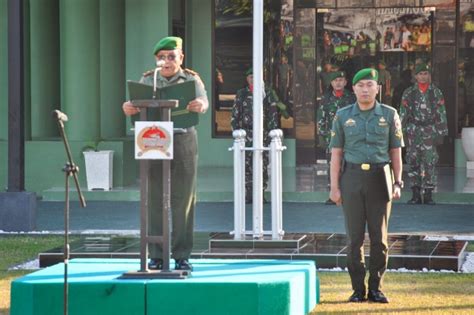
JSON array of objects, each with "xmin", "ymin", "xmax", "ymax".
[
  {"xmin": 317, "ymin": 71, "xmax": 355, "ymax": 204},
  {"xmin": 330, "ymin": 68, "xmax": 403, "ymax": 303},
  {"xmin": 400, "ymin": 63, "xmax": 448, "ymax": 205},
  {"xmin": 231, "ymin": 69, "xmax": 278, "ymax": 204}
]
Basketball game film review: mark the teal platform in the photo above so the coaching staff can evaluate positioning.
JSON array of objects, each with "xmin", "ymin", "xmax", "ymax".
[{"xmin": 11, "ymin": 258, "xmax": 319, "ymax": 315}]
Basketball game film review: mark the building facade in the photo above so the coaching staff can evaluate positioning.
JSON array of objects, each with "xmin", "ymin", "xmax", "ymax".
[{"xmin": 1, "ymin": 0, "xmax": 472, "ymax": 195}]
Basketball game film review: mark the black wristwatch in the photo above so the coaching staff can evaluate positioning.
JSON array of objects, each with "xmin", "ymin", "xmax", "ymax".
[{"xmin": 394, "ymin": 181, "xmax": 404, "ymax": 189}]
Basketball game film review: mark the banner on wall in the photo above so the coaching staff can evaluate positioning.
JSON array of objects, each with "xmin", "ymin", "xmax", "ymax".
[
  {"xmin": 322, "ymin": 7, "xmax": 432, "ymax": 56},
  {"xmin": 461, "ymin": 0, "xmax": 474, "ymax": 48}
]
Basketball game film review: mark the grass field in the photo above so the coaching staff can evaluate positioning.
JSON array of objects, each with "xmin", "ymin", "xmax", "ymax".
[
  {"xmin": 0, "ymin": 235, "xmax": 65, "ymax": 315},
  {"xmin": 1, "ymin": 236, "xmax": 473, "ymax": 315}
]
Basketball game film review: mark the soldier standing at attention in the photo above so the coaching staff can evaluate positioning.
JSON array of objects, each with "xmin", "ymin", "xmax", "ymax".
[
  {"xmin": 231, "ymin": 68, "xmax": 278, "ymax": 204},
  {"xmin": 330, "ymin": 68, "xmax": 404, "ymax": 303},
  {"xmin": 317, "ymin": 71, "xmax": 355, "ymax": 204},
  {"xmin": 122, "ymin": 36, "xmax": 208, "ymax": 271},
  {"xmin": 400, "ymin": 63, "xmax": 448, "ymax": 205}
]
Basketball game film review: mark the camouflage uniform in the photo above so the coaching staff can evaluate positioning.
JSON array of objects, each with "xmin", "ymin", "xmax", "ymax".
[
  {"xmin": 317, "ymin": 89, "xmax": 355, "ymax": 186},
  {"xmin": 231, "ymin": 86, "xmax": 279, "ymax": 199},
  {"xmin": 317, "ymin": 89, "xmax": 356, "ymax": 149},
  {"xmin": 400, "ymin": 83, "xmax": 448, "ymax": 190}
]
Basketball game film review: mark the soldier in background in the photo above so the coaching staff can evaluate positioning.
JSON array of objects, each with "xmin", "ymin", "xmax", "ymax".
[
  {"xmin": 231, "ymin": 69, "xmax": 278, "ymax": 204},
  {"xmin": 400, "ymin": 63, "xmax": 448, "ymax": 205},
  {"xmin": 377, "ymin": 61, "xmax": 392, "ymax": 105},
  {"xmin": 317, "ymin": 71, "xmax": 355, "ymax": 204}
]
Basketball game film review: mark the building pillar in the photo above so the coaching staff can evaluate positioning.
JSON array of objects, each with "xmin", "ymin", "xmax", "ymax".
[
  {"xmin": 30, "ymin": 0, "xmax": 59, "ymax": 139},
  {"xmin": 100, "ymin": 0, "xmax": 125, "ymax": 139},
  {"xmin": 124, "ymin": 0, "xmax": 171, "ymax": 135},
  {"xmin": 60, "ymin": 0, "xmax": 100, "ymax": 141},
  {"xmin": 0, "ymin": 0, "xmax": 7, "ymax": 141},
  {"xmin": 125, "ymin": 0, "xmax": 171, "ymax": 84}
]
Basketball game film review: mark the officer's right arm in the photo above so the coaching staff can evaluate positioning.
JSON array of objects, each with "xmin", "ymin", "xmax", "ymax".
[
  {"xmin": 329, "ymin": 113, "xmax": 344, "ymax": 206},
  {"xmin": 329, "ymin": 148, "xmax": 343, "ymax": 206},
  {"xmin": 123, "ymin": 101, "xmax": 140, "ymax": 116}
]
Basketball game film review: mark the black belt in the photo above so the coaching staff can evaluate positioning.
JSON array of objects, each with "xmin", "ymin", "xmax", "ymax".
[
  {"xmin": 174, "ymin": 126, "xmax": 195, "ymax": 134},
  {"xmin": 345, "ymin": 162, "xmax": 388, "ymax": 171}
]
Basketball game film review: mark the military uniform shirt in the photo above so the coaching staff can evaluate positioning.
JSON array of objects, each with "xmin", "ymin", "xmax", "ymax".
[
  {"xmin": 329, "ymin": 101, "xmax": 403, "ymax": 163},
  {"xmin": 140, "ymin": 68, "xmax": 207, "ymax": 99}
]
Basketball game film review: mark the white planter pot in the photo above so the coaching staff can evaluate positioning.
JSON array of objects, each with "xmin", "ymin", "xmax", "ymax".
[{"xmin": 83, "ymin": 150, "xmax": 114, "ymax": 191}]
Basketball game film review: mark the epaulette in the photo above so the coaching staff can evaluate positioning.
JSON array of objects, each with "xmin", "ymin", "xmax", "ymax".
[
  {"xmin": 184, "ymin": 68, "xmax": 199, "ymax": 76},
  {"xmin": 380, "ymin": 103, "xmax": 396, "ymax": 113},
  {"xmin": 142, "ymin": 69, "xmax": 154, "ymax": 77}
]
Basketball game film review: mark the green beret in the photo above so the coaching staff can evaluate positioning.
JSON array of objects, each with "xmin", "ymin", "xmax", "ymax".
[
  {"xmin": 415, "ymin": 63, "xmax": 430, "ymax": 74},
  {"xmin": 328, "ymin": 71, "xmax": 345, "ymax": 82},
  {"xmin": 153, "ymin": 36, "xmax": 183, "ymax": 55},
  {"xmin": 378, "ymin": 60, "xmax": 386, "ymax": 66},
  {"xmin": 352, "ymin": 68, "xmax": 379, "ymax": 85},
  {"xmin": 245, "ymin": 68, "xmax": 253, "ymax": 76}
]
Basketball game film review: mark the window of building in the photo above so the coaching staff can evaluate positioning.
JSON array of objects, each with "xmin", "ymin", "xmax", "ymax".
[
  {"xmin": 458, "ymin": 1, "xmax": 474, "ymax": 131},
  {"xmin": 213, "ymin": 0, "xmax": 296, "ymax": 138}
]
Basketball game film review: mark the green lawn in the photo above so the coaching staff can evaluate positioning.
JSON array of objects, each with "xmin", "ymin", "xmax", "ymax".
[
  {"xmin": 0, "ymin": 235, "xmax": 65, "ymax": 315},
  {"xmin": 1, "ymin": 236, "xmax": 473, "ymax": 315},
  {"xmin": 311, "ymin": 272, "xmax": 474, "ymax": 314}
]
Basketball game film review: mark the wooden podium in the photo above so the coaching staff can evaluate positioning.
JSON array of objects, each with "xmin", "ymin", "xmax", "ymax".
[{"xmin": 120, "ymin": 99, "xmax": 189, "ymax": 279}]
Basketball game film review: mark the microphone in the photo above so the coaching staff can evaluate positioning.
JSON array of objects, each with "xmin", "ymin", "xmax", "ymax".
[
  {"xmin": 156, "ymin": 59, "xmax": 166, "ymax": 68},
  {"xmin": 52, "ymin": 110, "xmax": 69, "ymax": 122},
  {"xmin": 153, "ymin": 60, "xmax": 166, "ymax": 95}
]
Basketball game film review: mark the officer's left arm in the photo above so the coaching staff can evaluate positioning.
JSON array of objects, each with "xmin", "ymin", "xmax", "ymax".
[
  {"xmin": 390, "ymin": 147, "xmax": 402, "ymax": 200},
  {"xmin": 187, "ymin": 75, "xmax": 209, "ymax": 113},
  {"xmin": 434, "ymin": 91, "xmax": 448, "ymax": 138},
  {"xmin": 389, "ymin": 111, "xmax": 404, "ymax": 199},
  {"xmin": 266, "ymin": 94, "xmax": 279, "ymax": 131}
]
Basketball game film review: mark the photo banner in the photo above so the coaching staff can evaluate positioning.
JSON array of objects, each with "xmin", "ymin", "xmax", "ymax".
[{"xmin": 322, "ymin": 7, "xmax": 432, "ymax": 56}]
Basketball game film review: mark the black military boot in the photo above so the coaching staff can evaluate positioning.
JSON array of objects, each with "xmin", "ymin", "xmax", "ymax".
[
  {"xmin": 407, "ymin": 186, "xmax": 422, "ymax": 204},
  {"xmin": 423, "ymin": 188, "xmax": 436, "ymax": 205}
]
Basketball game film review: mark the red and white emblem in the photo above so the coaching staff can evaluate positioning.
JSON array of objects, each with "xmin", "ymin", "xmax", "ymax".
[{"xmin": 135, "ymin": 122, "xmax": 173, "ymax": 159}]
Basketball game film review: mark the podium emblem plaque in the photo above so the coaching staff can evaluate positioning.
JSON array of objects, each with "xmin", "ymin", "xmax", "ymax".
[{"xmin": 135, "ymin": 121, "xmax": 173, "ymax": 159}]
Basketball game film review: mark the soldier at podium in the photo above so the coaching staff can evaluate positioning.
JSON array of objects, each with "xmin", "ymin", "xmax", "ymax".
[{"xmin": 122, "ymin": 36, "xmax": 208, "ymax": 271}]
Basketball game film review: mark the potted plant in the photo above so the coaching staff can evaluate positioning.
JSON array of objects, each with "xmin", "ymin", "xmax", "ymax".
[{"xmin": 82, "ymin": 142, "xmax": 114, "ymax": 191}]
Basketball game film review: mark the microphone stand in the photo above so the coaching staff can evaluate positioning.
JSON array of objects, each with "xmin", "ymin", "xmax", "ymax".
[{"xmin": 53, "ymin": 110, "xmax": 86, "ymax": 315}]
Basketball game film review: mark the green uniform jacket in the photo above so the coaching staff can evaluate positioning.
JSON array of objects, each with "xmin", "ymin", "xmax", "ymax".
[{"xmin": 329, "ymin": 101, "xmax": 404, "ymax": 163}]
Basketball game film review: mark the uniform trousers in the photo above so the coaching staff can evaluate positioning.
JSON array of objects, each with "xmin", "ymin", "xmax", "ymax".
[
  {"xmin": 148, "ymin": 128, "xmax": 197, "ymax": 260},
  {"xmin": 340, "ymin": 166, "xmax": 392, "ymax": 292}
]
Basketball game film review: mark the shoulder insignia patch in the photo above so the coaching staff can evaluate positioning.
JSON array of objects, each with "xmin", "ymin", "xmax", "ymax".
[{"xmin": 184, "ymin": 68, "xmax": 199, "ymax": 76}]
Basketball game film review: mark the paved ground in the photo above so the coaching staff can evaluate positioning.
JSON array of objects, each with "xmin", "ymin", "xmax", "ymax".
[{"xmin": 36, "ymin": 201, "xmax": 474, "ymax": 235}]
